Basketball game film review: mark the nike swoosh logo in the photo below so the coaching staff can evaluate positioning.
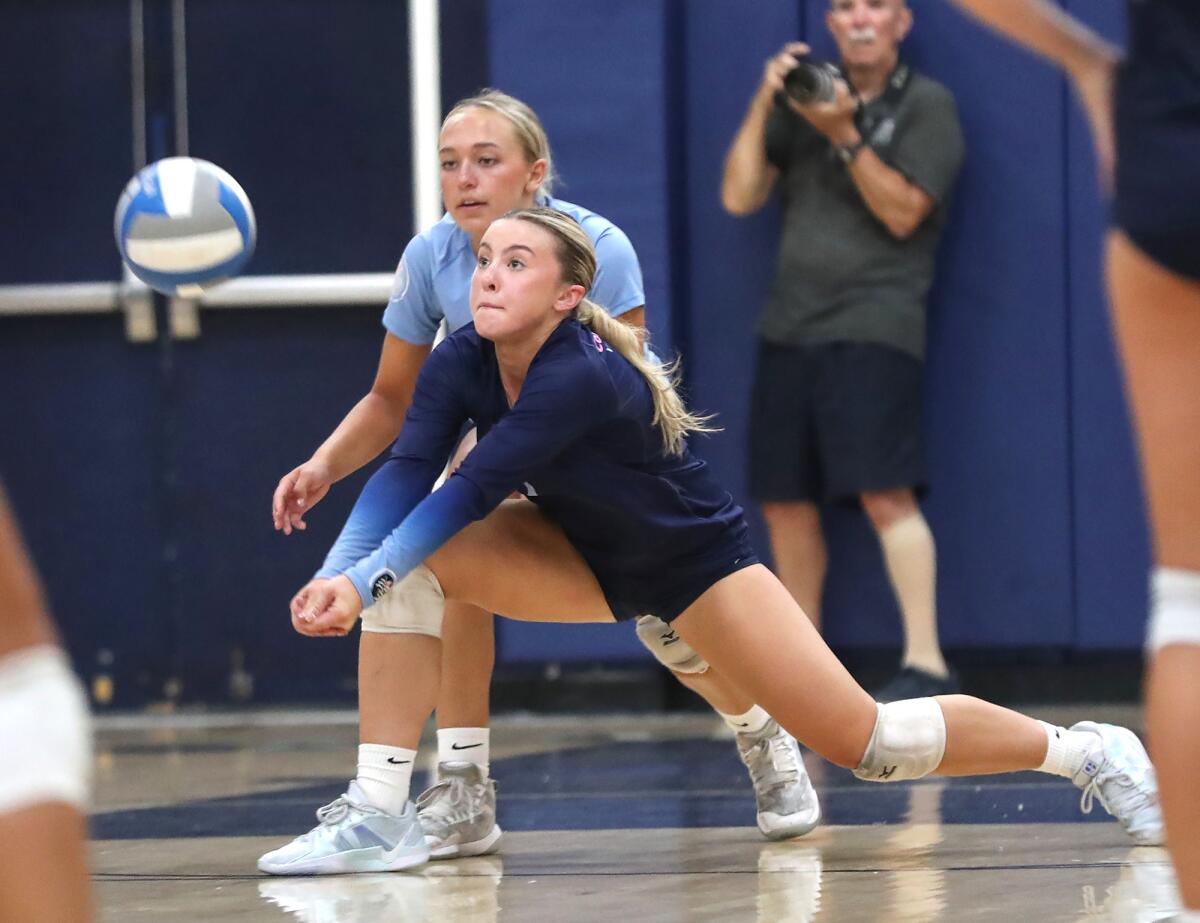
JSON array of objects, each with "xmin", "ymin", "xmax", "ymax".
[
  {"xmin": 386, "ymin": 757, "xmax": 411, "ymax": 765},
  {"xmin": 451, "ymin": 742, "xmax": 483, "ymax": 750}
]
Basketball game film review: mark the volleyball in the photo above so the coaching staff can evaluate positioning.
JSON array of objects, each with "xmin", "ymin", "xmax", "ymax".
[{"xmin": 114, "ymin": 157, "xmax": 256, "ymax": 297}]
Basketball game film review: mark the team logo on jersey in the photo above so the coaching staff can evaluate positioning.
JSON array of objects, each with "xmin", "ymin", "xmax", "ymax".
[
  {"xmin": 370, "ymin": 568, "xmax": 397, "ymax": 600},
  {"xmin": 592, "ymin": 332, "xmax": 605, "ymax": 353},
  {"xmin": 523, "ymin": 481, "xmax": 539, "ymax": 497},
  {"xmin": 390, "ymin": 257, "xmax": 410, "ymax": 302}
]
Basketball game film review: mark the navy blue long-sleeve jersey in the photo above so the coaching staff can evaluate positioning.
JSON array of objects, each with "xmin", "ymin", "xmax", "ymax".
[{"xmin": 320, "ymin": 319, "xmax": 752, "ymax": 621}]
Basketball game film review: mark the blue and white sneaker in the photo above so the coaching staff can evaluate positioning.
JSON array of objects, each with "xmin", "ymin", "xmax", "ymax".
[
  {"xmin": 1071, "ymin": 721, "xmax": 1164, "ymax": 846},
  {"xmin": 258, "ymin": 781, "xmax": 430, "ymax": 876},
  {"xmin": 737, "ymin": 719, "xmax": 822, "ymax": 840}
]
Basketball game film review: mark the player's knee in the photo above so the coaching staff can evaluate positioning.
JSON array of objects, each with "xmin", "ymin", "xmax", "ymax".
[
  {"xmin": 635, "ymin": 615, "xmax": 710, "ymax": 674},
  {"xmin": 0, "ymin": 646, "xmax": 92, "ymax": 814},
  {"xmin": 860, "ymin": 489, "xmax": 917, "ymax": 532},
  {"xmin": 852, "ymin": 697, "xmax": 946, "ymax": 783},
  {"xmin": 1147, "ymin": 568, "xmax": 1200, "ymax": 653},
  {"xmin": 361, "ymin": 564, "xmax": 445, "ymax": 637}
]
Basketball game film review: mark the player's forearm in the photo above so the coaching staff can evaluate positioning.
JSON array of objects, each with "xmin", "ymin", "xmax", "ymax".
[
  {"xmin": 848, "ymin": 148, "xmax": 931, "ymax": 240},
  {"xmin": 343, "ymin": 475, "xmax": 484, "ymax": 607},
  {"xmin": 721, "ymin": 94, "xmax": 778, "ymax": 216},
  {"xmin": 311, "ymin": 391, "xmax": 411, "ymax": 483},
  {"xmin": 951, "ymin": 0, "xmax": 1119, "ymax": 78}
]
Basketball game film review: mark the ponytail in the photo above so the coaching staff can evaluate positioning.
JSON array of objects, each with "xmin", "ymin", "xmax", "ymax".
[{"xmin": 574, "ymin": 299, "xmax": 718, "ymax": 456}]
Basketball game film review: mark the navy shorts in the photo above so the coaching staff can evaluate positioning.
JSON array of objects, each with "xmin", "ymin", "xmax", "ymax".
[
  {"xmin": 594, "ymin": 524, "xmax": 759, "ymax": 624},
  {"xmin": 1114, "ymin": 64, "xmax": 1200, "ymax": 280},
  {"xmin": 748, "ymin": 340, "xmax": 927, "ymax": 505}
]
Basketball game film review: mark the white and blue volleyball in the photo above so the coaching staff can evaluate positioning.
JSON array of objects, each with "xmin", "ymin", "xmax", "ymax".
[{"xmin": 114, "ymin": 157, "xmax": 256, "ymax": 297}]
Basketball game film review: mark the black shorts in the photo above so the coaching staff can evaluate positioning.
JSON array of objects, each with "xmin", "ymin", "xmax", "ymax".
[
  {"xmin": 748, "ymin": 340, "xmax": 927, "ymax": 505},
  {"xmin": 596, "ymin": 525, "xmax": 760, "ymax": 624}
]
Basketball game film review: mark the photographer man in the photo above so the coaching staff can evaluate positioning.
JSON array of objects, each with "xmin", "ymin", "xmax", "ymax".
[{"xmin": 721, "ymin": 0, "xmax": 965, "ymax": 701}]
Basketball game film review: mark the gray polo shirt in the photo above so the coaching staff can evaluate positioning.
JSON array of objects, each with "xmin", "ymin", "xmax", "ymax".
[{"xmin": 758, "ymin": 68, "xmax": 964, "ymax": 360}]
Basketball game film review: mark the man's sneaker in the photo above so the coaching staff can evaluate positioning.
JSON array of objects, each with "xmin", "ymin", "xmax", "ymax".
[
  {"xmin": 736, "ymin": 719, "xmax": 821, "ymax": 840},
  {"xmin": 873, "ymin": 665, "xmax": 960, "ymax": 703},
  {"xmin": 257, "ymin": 781, "xmax": 430, "ymax": 876},
  {"xmin": 1070, "ymin": 721, "xmax": 1164, "ymax": 846},
  {"xmin": 416, "ymin": 761, "xmax": 503, "ymax": 859}
]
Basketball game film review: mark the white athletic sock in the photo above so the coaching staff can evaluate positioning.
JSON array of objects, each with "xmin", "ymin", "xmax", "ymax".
[
  {"xmin": 720, "ymin": 704, "xmax": 772, "ymax": 736},
  {"xmin": 879, "ymin": 513, "xmax": 947, "ymax": 677},
  {"xmin": 1036, "ymin": 721, "xmax": 1102, "ymax": 779},
  {"xmin": 437, "ymin": 727, "xmax": 490, "ymax": 773},
  {"xmin": 355, "ymin": 743, "xmax": 416, "ymax": 815},
  {"xmin": 1148, "ymin": 567, "xmax": 1200, "ymax": 651}
]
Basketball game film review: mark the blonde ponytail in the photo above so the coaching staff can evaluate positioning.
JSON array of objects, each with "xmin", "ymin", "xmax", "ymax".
[{"xmin": 574, "ymin": 299, "xmax": 718, "ymax": 455}]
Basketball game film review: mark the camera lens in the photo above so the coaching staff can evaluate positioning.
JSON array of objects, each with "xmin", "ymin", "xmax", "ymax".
[{"xmin": 783, "ymin": 60, "xmax": 837, "ymax": 105}]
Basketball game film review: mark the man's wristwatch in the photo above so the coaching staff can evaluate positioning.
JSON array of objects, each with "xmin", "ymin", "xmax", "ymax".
[{"xmin": 835, "ymin": 138, "xmax": 866, "ymax": 164}]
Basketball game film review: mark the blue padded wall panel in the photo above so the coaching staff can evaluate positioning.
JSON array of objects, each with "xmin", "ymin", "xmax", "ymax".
[
  {"xmin": 488, "ymin": 0, "xmax": 679, "ymax": 663},
  {"xmin": 1063, "ymin": 0, "xmax": 1148, "ymax": 650},
  {"xmin": 0, "ymin": 317, "xmax": 168, "ymax": 705},
  {"xmin": 486, "ymin": 0, "xmax": 675, "ymax": 356},
  {"xmin": 0, "ymin": 4, "xmax": 132, "ymax": 284},
  {"xmin": 184, "ymin": 1, "xmax": 413, "ymax": 275},
  {"xmin": 901, "ymin": 4, "xmax": 1074, "ymax": 647},
  {"xmin": 166, "ymin": 309, "xmax": 385, "ymax": 700}
]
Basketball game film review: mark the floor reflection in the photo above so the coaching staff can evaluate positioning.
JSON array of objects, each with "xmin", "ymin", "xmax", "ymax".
[{"xmin": 259, "ymin": 855, "xmax": 504, "ymax": 923}]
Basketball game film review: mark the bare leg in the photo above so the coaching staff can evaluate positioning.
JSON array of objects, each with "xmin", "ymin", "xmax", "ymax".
[
  {"xmin": 425, "ymin": 511, "xmax": 1051, "ymax": 780},
  {"xmin": 0, "ymin": 489, "xmax": 58, "ymax": 659},
  {"xmin": 860, "ymin": 488, "xmax": 948, "ymax": 678},
  {"xmin": 1108, "ymin": 230, "xmax": 1200, "ymax": 907},
  {"xmin": 436, "ymin": 603, "xmax": 494, "ymax": 730},
  {"xmin": 358, "ymin": 632, "xmax": 440, "ymax": 749},
  {"xmin": 671, "ymin": 565, "xmax": 1046, "ymax": 775},
  {"xmin": 0, "ymin": 490, "xmax": 92, "ymax": 921},
  {"xmin": 672, "ymin": 667, "xmax": 755, "ymax": 716},
  {"xmin": 761, "ymin": 501, "xmax": 827, "ymax": 628},
  {"xmin": 1146, "ymin": 648, "xmax": 1200, "ymax": 908},
  {"xmin": 0, "ymin": 804, "xmax": 92, "ymax": 923}
]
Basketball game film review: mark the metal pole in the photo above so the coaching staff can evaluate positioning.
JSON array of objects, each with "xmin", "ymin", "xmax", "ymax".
[{"xmin": 408, "ymin": 0, "xmax": 443, "ymax": 233}]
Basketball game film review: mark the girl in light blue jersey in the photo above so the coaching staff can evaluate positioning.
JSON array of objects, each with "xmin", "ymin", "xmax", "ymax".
[
  {"xmin": 267, "ymin": 91, "xmax": 817, "ymax": 867},
  {"xmin": 259, "ymin": 207, "xmax": 1161, "ymax": 878}
]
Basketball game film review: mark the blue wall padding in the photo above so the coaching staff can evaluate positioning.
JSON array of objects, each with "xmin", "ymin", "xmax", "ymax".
[
  {"xmin": 0, "ymin": 5, "xmax": 132, "ymax": 284},
  {"xmin": 486, "ymin": 0, "xmax": 676, "ymax": 355},
  {"xmin": 0, "ymin": 317, "xmax": 169, "ymax": 705},
  {"xmin": 887, "ymin": 1, "xmax": 1076, "ymax": 647},
  {"xmin": 185, "ymin": 1, "xmax": 413, "ymax": 275}
]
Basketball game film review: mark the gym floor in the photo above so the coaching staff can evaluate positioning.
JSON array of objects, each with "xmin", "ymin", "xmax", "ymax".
[{"xmin": 90, "ymin": 706, "xmax": 1178, "ymax": 922}]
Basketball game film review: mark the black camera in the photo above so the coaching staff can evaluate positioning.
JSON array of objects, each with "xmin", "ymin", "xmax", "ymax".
[{"xmin": 782, "ymin": 57, "xmax": 841, "ymax": 105}]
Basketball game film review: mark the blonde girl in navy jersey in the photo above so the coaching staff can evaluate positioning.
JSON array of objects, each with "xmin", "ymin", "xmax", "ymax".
[{"xmin": 259, "ymin": 207, "xmax": 1162, "ymax": 876}]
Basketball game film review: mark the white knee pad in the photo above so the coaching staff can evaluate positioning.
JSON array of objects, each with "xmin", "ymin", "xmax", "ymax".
[
  {"xmin": 1147, "ymin": 568, "xmax": 1200, "ymax": 653},
  {"xmin": 0, "ymin": 646, "xmax": 91, "ymax": 814},
  {"xmin": 361, "ymin": 564, "xmax": 445, "ymax": 637},
  {"xmin": 634, "ymin": 615, "xmax": 709, "ymax": 674},
  {"xmin": 853, "ymin": 697, "xmax": 946, "ymax": 783}
]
